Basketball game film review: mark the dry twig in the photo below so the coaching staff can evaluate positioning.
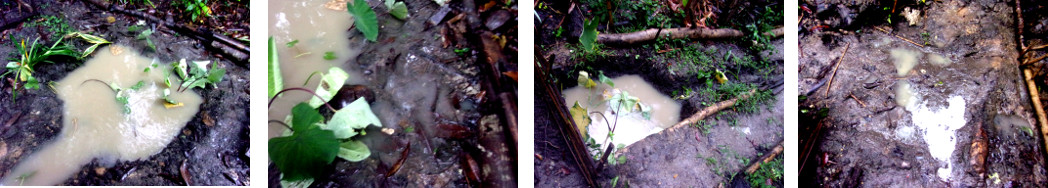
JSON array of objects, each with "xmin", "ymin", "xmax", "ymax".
[{"xmin": 824, "ymin": 42, "xmax": 851, "ymax": 97}]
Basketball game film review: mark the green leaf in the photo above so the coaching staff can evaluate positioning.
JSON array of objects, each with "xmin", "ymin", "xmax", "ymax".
[
  {"xmin": 597, "ymin": 71, "xmax": 614, "ymax": 87},
  {"xmin": 268, "ymin": 37, "xmax": 284, "ymax": 99},
  {"xmin": 608, "ymin": 91, "xmax": 640, "ymax": 113},
  {"xmin": 24, "ymin": 76, "xmax": 39, "ymax": 90},
  {"xmin": 308, "ymin": 67, "xmax": 349, "ymax": 108},
  {"xmin": 291, "ymin": 103, "xmax": 323, "ymax": 131},
  {"xmin": 129, "ymin": 80, "xmax": 146, "ymax": 90},
  {"xmin": 569, "ymin": 101, "xmax": 590, "ymax": 136},
  {"xmin": 386, "ymin": 0, "xmax": 409, "ymax": 20},
  {"xmin": 162, "ymin": 88, "xmax": 178, "ymax": 104},
  {"xmin": 337, "ymin": 140, "xmax": 371, "ymax": 162},
  {"xmin": 207, "ymin": 68, "xmax": 226, "ymax": 86},
  {"xmin": 286, "ymin": 39, "xmax": 299, "ymax": 47},
  {"xmin": 136, "ymin": 29, "xmax": 154, "ymax": 40},
  {"xmin": 580, "ymin": 19, "xmax": 599, "ymax": 52},
  {"xmin": 268, "ymin": 125, "xmax": 339, "ymax": 181},
  {"xmin": 326, "ymin": 98, "xmax": 383, "ymax": 138},
  {"xmin": 323, "ymin": 51, "xmax": 336, "ymax": 60},
  {"xmin": 190, "ymin": 60, "xmax": 210, "ymax": 77},
  {"xmin": 174, "ymin": 59, "xmax": 188, "ymax": 80},
  {"xmin": 347, "ymin": 0, "xmax": 379, "ymax": 42}
]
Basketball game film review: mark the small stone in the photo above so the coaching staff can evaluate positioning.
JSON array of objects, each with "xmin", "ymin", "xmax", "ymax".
[
  {"xmin": 381, "ymin": 128, "xmax": 395, "ymax": 135},
  {"xmin": 94, "ymin": 167, "xmax": 106, "ymax": 175}
]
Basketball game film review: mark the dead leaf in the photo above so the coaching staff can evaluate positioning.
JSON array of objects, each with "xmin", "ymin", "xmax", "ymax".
[
  {"xmin": 324, "ymin": 0, "xmax": 349, "ymax": 11},
  {"xmin": 502, "ymin": 71, "xmax": 517, "ymax": 81}
]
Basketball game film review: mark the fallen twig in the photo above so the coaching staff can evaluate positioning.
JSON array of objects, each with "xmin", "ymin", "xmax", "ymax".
[
  {"xmin": 876, "ymin": 27, "xmax": 924, "ymax": 48},
  {"xmin": 669, "ymin": 89, "xmax": 757, "ymax": 131},
  {"xmin": 1024, "ymin": 69, "xmax": 1048, "ymax": 152},
  {"xmin": 598, "ymin": 27, "xmax": 784, "ymax": 45},
  {"xmin": 824, "ymin": 42, "xmax": 851, "ymax": 97},
  {"xmin": 849, "ymin": 93, "xmax": 866, "ymax": 108},
  {"xmin": 743, "ymin": 140, "xmax": 784, "ymax": 174}
]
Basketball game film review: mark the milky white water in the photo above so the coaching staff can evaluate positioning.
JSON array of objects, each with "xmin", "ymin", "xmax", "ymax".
[
  {"xmin": 892, "ymin": 48, "xmax": 968, "ymax": 181},
  {"xmin": 0, "ymin": 46, "xmax": 202, "ymax": 185},
  {"xmin": 562, "ymin": 75, "xmax": 681, "ymax": 148}
]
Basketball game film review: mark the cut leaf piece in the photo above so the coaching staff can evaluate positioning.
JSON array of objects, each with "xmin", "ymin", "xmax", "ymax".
[
  {"xmin": 337, "ymin": 140, "xmax": 371, "ymax": 162},
  {"xmin": 347, "ymin": 0, "xmax": 379, "ymax": 42},
  {"xmin": 308, "ymin": 67, "xmax": 349, "ymax": 108}
]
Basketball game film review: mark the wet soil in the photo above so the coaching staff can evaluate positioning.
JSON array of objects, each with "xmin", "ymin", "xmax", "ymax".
[
  {"xmin": 0, "ymin": 0, "xmax": 249, "ymax": 185},
  {"xmin": 799, "ymin": 0, "xmax": 1046, "ymax": 186},
  {"xmin": 266, "ymin": 0, "xmax": 518, "ymax": 187},
  {"xmin": 534, "ymin": 0, "xmax": 784, "ymax": 187}
]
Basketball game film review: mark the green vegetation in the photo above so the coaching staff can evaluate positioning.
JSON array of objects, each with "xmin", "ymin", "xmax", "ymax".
[
  {"xmin": 114, "ymin": 0, "xmax": 156, "ymax": 8},
  {"xmin": 25, "ymin": 15, "xmax": 74, "ymax": 35},
  {"xmin": 384, "ymin": 0, "xmax": 410, "ymax": 20},
  {"xmin": 3, "ymin": 37, "xmax": 79, "ymax": 90},
  {"xmin": 178, "ymin": 0, "xmax": 213, "ymax": 23},
  {"xmin": 268, "ymin": 38, "xmax": 385, "ymax": 185},
  {"xmin": 747, "ymin": 155, "xmax": 783, "ymax": 188},
  {"xmin": 741, "ymin": 6, "xmax": 782, "ymax": 52},
  {"xmin": 347, "ymin": 0, "xmax": 379, "ymax": 42}
]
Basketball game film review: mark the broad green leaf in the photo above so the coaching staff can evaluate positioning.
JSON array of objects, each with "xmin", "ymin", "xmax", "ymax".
[
  {"xmin": 569, "ymin": 101, "xmax": 590, "ymax": 136},
  {"xmin": 337, "ymin": 140, "xmax": 371, "ymax": 162},
  {"xmin": 326, "ymin": 98, "xmax": 383, "ymax": 138},
  {"xmin": 385, "ymin": 0, "xmax": 409, "ymax": 20},
  {"xmin": 269, "ymin": 125, "xmax": 339, "ymax": 181},
  {"xmin": 577, "ymin": 71, "xmax": 596, "ymax": 88},
  {"xmin": 291, "ymin": 103, "xmax": 323, "ymax": 131},
  {"xmin": 207, "ymin": 68, "xmax": 226, "ymax": 86},
  {"xmin": 597, "ymin": 71, "xmax": 614, "ymax": 87},
  {"xmin": 24, "ymin": 76, "xmax": 38, "ymax": 90},
  {"xmin": 136, "ymin": 29, "xmax": 154, "ymax": 40},
  {"xmin": 580, "ymin": 19, "xmax": 599, "ymax": 52},
  {"xmin": 308, "ymin": 67, "xmax": 349, "ymax": 108},
  {"xmin": 347, "ymin": 0, "xmax": 379, "ymax": 42},
  {"xmin": 268, "ymin": 37, "xmax": 284, "ymax": 99}
]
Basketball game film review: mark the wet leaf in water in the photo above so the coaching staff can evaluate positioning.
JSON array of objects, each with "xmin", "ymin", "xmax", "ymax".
[
  {"xmin": 323, "ymin": 51, "xmax": 336, "ymax": 60},
  {"xmin": 597, "ymin": 71, "xmax": 614, "ymax": 87},
  {"xmin": 337, "ymin": 140, "xmax": 371, "ymax": 162},
  {"xmin": 570, "ymin": 101, "xmax": 590, "ymax": 135},
  {"xmin": 347, "ymin": 0, "xmax": 379, "ymax": 42},
  {"xmin": 308, "ymin": 67, "xmax": 349, "ymax": 108},
  {"xmin": 578, "ymin": 71, "xmax": 596, "ymax": 88},
  {"xmin": 326, "ymin": 98, "xmax": 382, "ymax": 138}
]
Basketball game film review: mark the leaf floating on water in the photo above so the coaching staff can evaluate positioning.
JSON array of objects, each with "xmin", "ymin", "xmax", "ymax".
[
  {"xmin": 163, "ymin": 102, "xmax": 185, "ymax": 109},
  {"xmin": 323, "ymin": 51, "xmax": 337, "ymax": 60},
  {"xmin": 326, "ymin": 98, "xmax": 382, "ymax": 138},
  {"xmin": 578, "ymin": 71, "xmax": 596, "ymax": 88},
  {"xmin": 347, "ymin": 0, "xmax": 379, "ymax": 42},
  {"xmin": 569, "ymin": 101, "xmax": 590, "ymax": 135},
  {"xmin": 308, "ymin": 67, "xmax": 349, "ymax": 108},
  {"xmin": 597, "ymin": 71, "xmax": 614, "ymax": 87}
]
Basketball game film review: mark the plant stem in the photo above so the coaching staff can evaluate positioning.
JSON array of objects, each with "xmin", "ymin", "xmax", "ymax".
[{"xmin": 268, "ymin": 87, "xmax": 337, "ymax": 112}]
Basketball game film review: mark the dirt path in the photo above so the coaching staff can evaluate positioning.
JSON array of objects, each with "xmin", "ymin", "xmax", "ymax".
[
  {"xmin": 799, "ymin": 0, "xmax": 1046, "ymax": 186},
  {"xmin": 0, "ymin": 0, "xmax": 248, "ymax": 185}
]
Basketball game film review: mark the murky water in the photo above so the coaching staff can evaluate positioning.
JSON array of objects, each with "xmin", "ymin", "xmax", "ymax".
[
  {"xmin": 0, "ymin": 46, "xmax": 202, "ymax": 185},
  {"xmin": 562, "ymin": 75, "xmax": 681, "ymax": 147},
  {"xmin": 268, "ymin": 0, "xmax": 362, "ymax": 138},
  {"xmin": 891, "ymin": 48, "xmax": 968, "ymax": 181}
]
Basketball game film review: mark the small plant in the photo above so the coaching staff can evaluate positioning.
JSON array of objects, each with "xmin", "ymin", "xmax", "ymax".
[
  {"xmin": 179, "ymin": 0, "xmax": 213, "ymax": 23},
  {"xmin": 347, "ymin": 0, "xmax": 379, "ymax": 42},
  {"xmin": 747, "ymin": 155, "xmax": 783, "ymax": 188},
  {"xmin": 3, "ymin": 37, "xmax": 79, "ymax": 90},
  {"xmin": 25, "ymin": 15, "xmax": 74, "ymax": 35}
]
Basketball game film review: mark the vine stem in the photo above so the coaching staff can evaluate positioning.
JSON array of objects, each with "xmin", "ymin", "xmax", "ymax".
[{"xmin": 268, "ymin": 87, "xmax": 338, "ymax": 113}]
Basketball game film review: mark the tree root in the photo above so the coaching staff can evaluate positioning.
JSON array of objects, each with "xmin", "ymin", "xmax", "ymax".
[
  {"xmin": 597, "ymin": 27, "xmax": 783, "ymax": 45},
  {"xmin": 668, "ymin": 89, "xmax": 757, "ymax": 131}
]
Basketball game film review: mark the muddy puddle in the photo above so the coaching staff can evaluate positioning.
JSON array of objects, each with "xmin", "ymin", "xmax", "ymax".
[
  {"xmin": 562, "ymin": 75, "xmax": 681, "ymax": 148},
  {"xmin": 799, "ymin": 0, "xmax": 1045, "ymax": 186},
  {"xmin": 268, "ymin": 0, "xmax": 364, "ymax": 138},
  {"xmin": 1, "ymin": 46, "xmax": 202, "ymax": 185}
]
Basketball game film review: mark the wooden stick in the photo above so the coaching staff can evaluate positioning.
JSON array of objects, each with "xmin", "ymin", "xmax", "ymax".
[
  {"xmin": 597, "ymin": 27, "xmax": 784, "ymax": 45},
  {"xmin": 849, "ymin": 93, "xmax": 867, "ymax": 108},
  {"xmin": 1025, "ymin": 69, "xmax": 1048, "ymax": 153},
  {"xmin": 669, "ymin": 89, "xmax": 757, "ymax": 131},
  {"xmin": 876, "ymin": 27, "xmax": 924, "ymax": 48},
  {"xmin": 744, "ymin": 140, "xmax": 784, "ymax": 174},
  {"xmin": 824, "ymin": 42, "xmax": 851, "ymax": 97}
]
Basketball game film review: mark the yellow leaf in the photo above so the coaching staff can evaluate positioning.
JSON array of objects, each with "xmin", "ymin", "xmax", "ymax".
[
  {"xmin": 163, "ymin": 102, "xmax": 185, "ymax": 109},
  {"xmin": 569, "ymin": 101, "xmax": 590, "ymax": 136},
  {"xmin": 714, "ymin": 69, "xmax": 728, "ymax": 84}
]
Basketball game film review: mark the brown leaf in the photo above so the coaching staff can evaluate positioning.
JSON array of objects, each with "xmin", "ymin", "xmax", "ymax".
[{"xmin": 502, "ymin": 71, "xmax": 517, "ymax": 81}]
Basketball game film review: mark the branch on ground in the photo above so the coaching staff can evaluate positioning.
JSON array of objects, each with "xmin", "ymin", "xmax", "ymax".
[{"xmin": 597, "ymin": 27, "xmax": 784, "ymax": 45}]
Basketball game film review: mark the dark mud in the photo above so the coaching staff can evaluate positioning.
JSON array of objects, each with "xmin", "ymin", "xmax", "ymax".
[
  {"xmin": 0, "ymin": 0, "xmax": 249, "ymax": 185},
  {"xmin": 266, "ymin": 0, "xmax": 518, "ymax": 187},
  {"xmin": 534, "ymin": 0, "xmax": 784, "ymax": 187},
  {"xmin": 799, "ymin": 0, "xmax": 1046, "ymax": 186}
]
